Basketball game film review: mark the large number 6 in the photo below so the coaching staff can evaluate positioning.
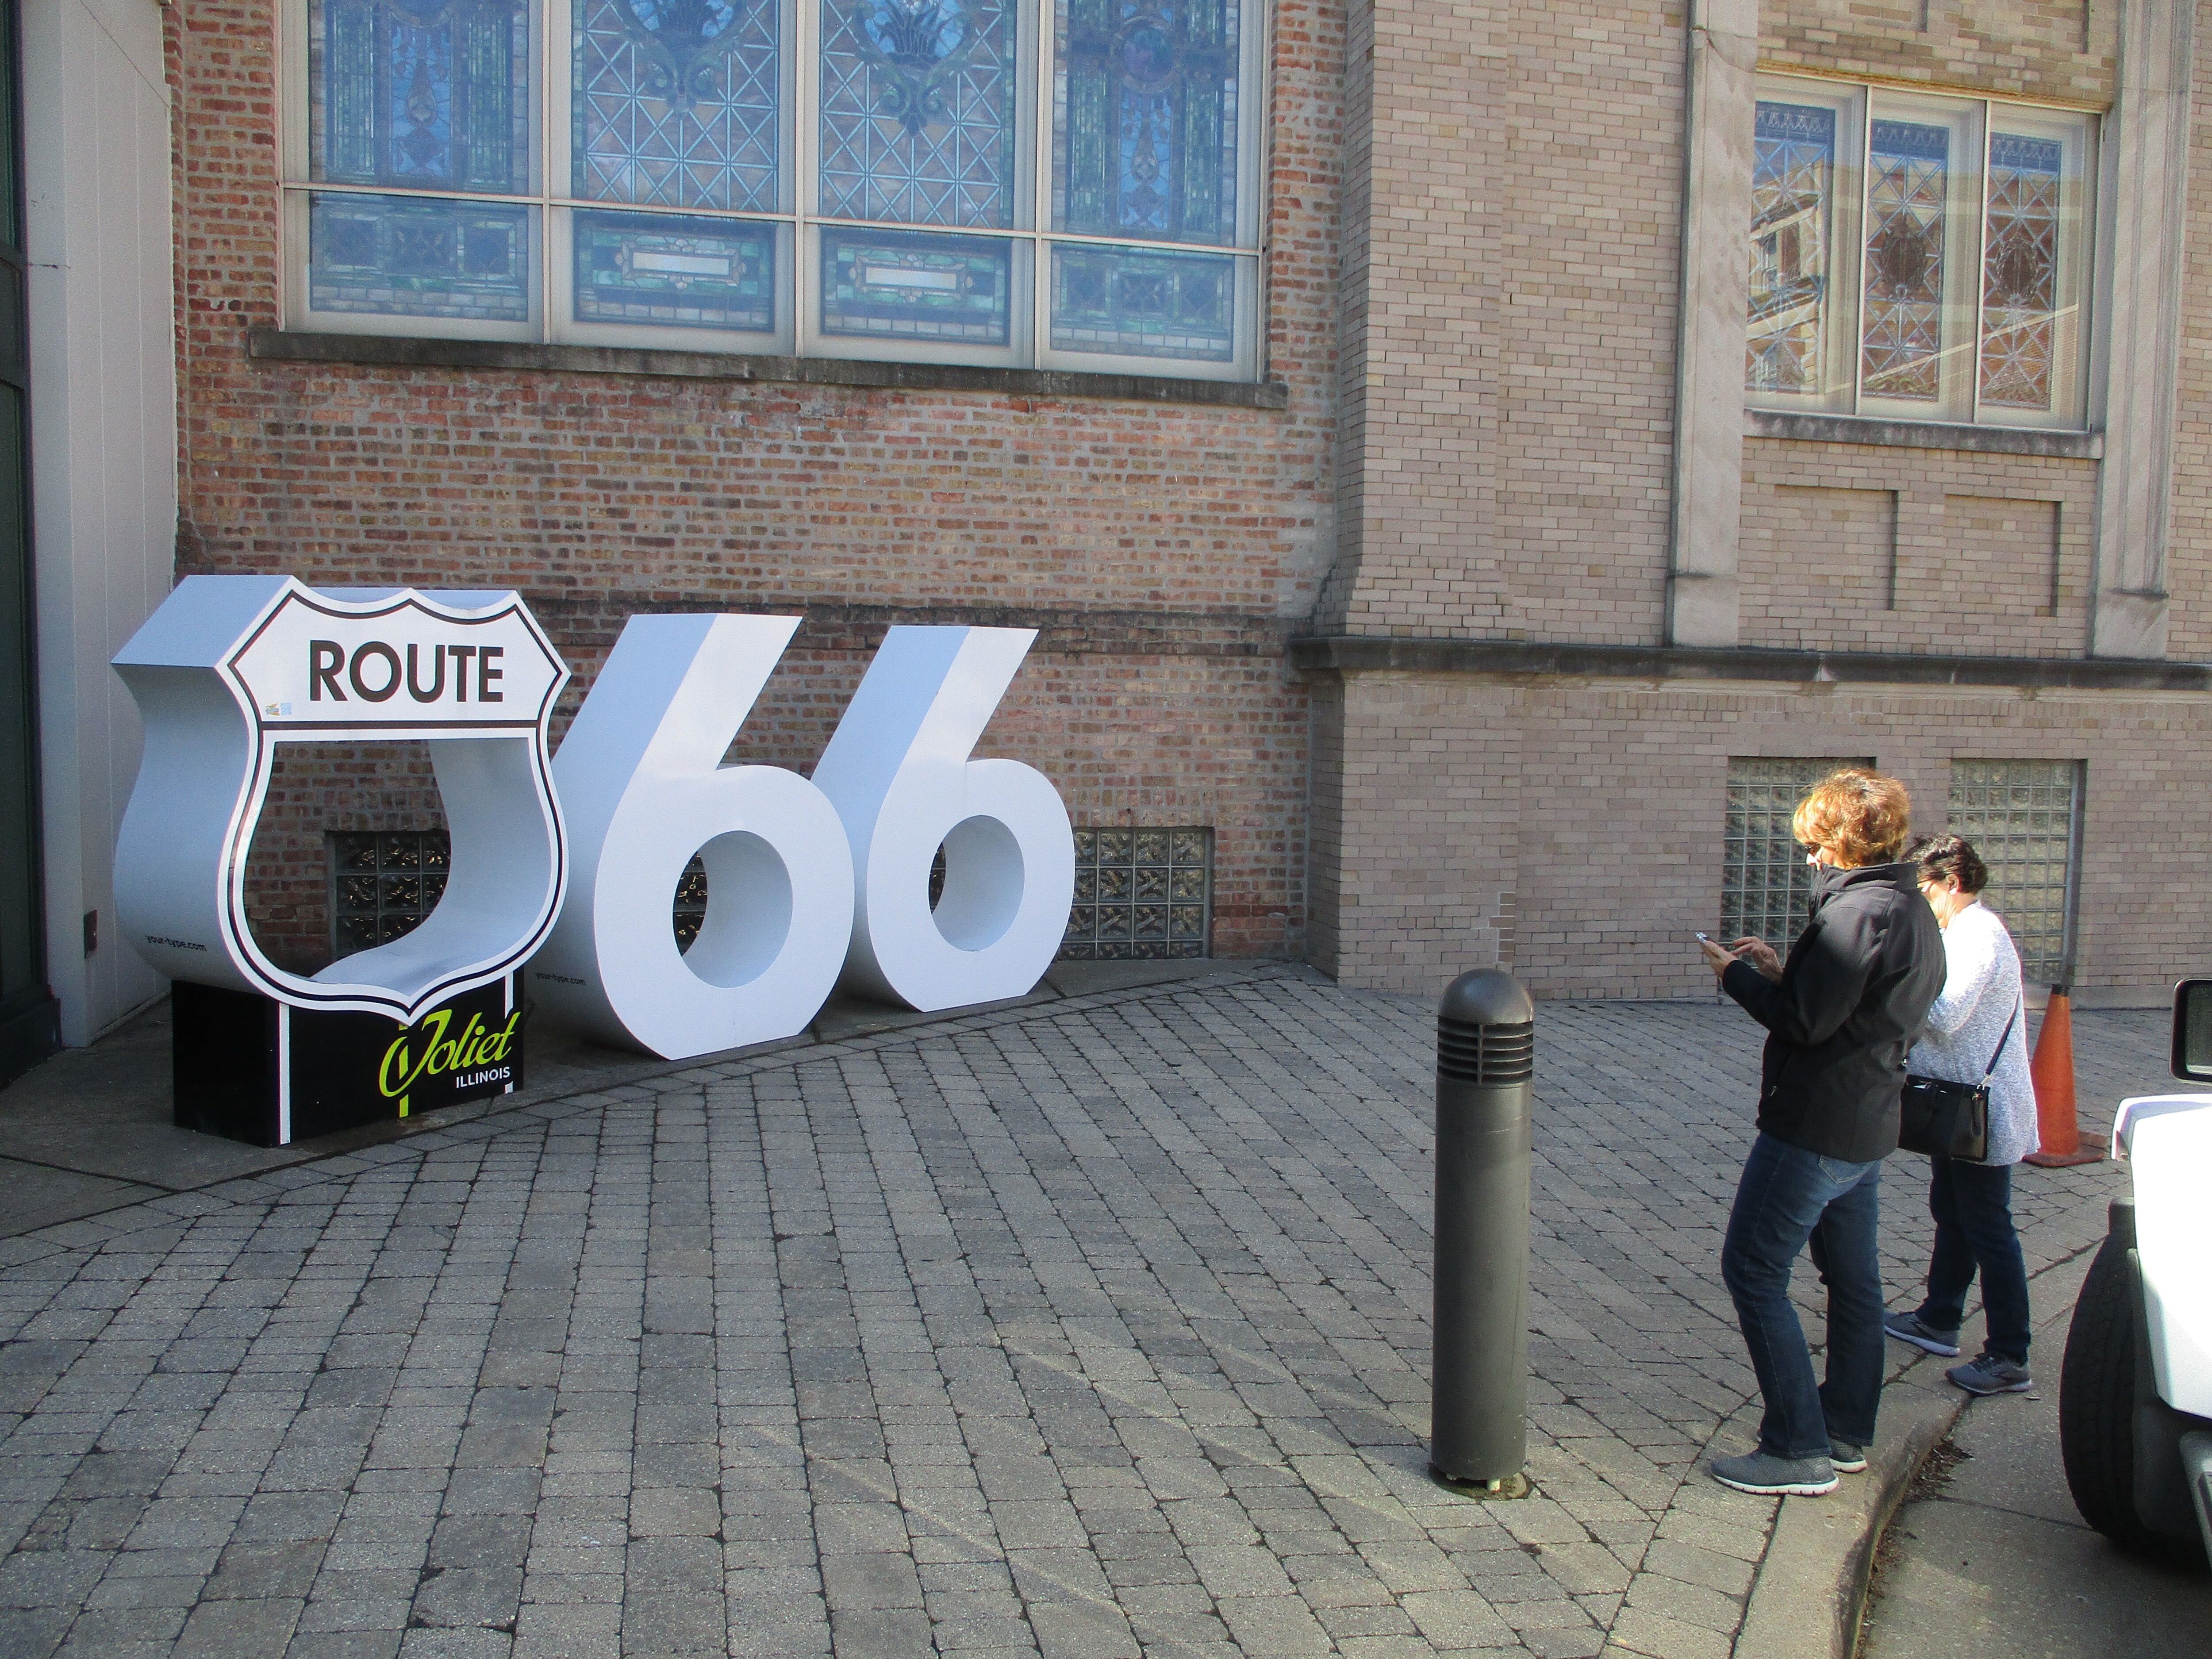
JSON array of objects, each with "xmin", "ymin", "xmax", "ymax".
[
  {"xmin": 813, "ymin": 627, "xmax": 1075, "ymax": 1010},
  {"xmin": 530, "ymin": 614, "xmax": 854, "ymax": 1059}
]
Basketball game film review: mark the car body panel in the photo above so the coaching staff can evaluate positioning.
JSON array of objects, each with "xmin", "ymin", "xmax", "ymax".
[{"xmin": 2113, "ymin": 1093, "xmax": 2212, "ymax": 1417}]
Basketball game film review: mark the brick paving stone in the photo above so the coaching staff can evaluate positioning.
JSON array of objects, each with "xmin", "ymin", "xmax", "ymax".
[{"xmin": 0, "ymin": 970, "xmax": 2160, "ymax": 1655}]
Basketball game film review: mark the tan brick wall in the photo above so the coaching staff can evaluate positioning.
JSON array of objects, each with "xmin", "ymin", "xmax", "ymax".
[
  {"xmin": 1315, "ymin": 669, "xmax": 2212, "ymax": 1002},
  {"xmin": 1759, "ymin": 0, "xmax": 2115, "ymax": 103},
  {"xmin": 1740, "ymin": 438, "xmax": 2097, "ymax": 654},
  {"xmin": 2159, "ymin": 0, "xmax": 2212, "ymax": 662},
  {"xmin": 1325, "ymin": 0, "xmax": 1685, "ymax": 644},
  {"xmin": 173, "ymin": 0, "xmax": 1344, "ymax": 971}
]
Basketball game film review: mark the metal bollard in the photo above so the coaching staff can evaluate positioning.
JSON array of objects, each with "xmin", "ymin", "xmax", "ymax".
[{"xmin": 1429, "ymin": 968, "xmax": 1533, "ymax": 1494}]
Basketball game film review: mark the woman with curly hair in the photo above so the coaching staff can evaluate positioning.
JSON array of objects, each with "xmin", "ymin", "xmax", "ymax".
[{"xmin": 1697, "ymin": 769, "xmax": 1946, "ymax": 1496}]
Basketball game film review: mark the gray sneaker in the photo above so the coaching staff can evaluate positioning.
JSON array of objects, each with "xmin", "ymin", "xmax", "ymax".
[
  {"xmin": 1827, "ymin": 1440, "xmax": 1867, "ymax": 1474},
  {"xmin": 1710, "ymin": 1450, "xmax": 1839, "ymax": 1496},
  {"xmin": 1948, "ymin": 1352, "xmax": 2032, "ymax": 1395},
  {"xmin": 1884, "ymin": 1310, "xmax": 1962, "ymax": 1357}
]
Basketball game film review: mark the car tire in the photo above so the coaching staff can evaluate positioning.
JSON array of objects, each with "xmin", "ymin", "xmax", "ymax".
[{"xmin": 2059, "ymin": 1231, "xmax": 2205, "ymax": 1566}]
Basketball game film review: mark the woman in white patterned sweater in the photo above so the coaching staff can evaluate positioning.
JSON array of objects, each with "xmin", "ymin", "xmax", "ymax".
[{"xmin": 1883, "ymin": 834, "xmax": 2041, "ymax": 1397}]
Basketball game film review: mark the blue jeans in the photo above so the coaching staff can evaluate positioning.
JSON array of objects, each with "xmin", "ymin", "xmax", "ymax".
[
  {"xmin": 1914, "ymin": 1156, "xmax": 2032, "ymax": 1364},
  {"xmin": 1721, "ymin": 1132, "xmax": 1886, "ymax": 1460}
]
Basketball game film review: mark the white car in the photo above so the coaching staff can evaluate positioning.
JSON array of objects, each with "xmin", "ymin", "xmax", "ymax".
[{"xmin": 2058, "ymin": 980, "xmax": 2212, "ymax": 1566}]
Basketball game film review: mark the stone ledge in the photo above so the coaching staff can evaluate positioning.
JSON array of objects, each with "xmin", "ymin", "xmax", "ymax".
[
  {"xmin": 1288, "ymin": 636, "xmax": 2212, "ymax": 693},
  {"xmin": 247, "ymin": 328, "xmax": 1291, "ymax": 409},
  {"xmin": 1732, "ymin": 1372, "xmax": 1964, "ymax": 1659},
  {"xmin": 1749, "ymin": 410, "xmax": 2103, "ymax": 459}
]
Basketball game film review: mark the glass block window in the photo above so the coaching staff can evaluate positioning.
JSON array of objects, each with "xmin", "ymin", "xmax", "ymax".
[
  {"xmin": 672, "ymin": 854, "xmax": 709, "ymax": 951},
  {"xmin": 1946, "ymin": 760, "xmax": 2082, "ymax": 985},
  {"xmin": 283, "ymin": 0, "xmax": 1263, "ymax": 378},
  {"xmin": 1720, "ymin": 758, "xmax": 1871, "ymax": 954},
  {"xmin": 332, "ymin": 832, "xmax": 711, "ymax": 956},
  {"xmin": 329, "ymin": 831, "xmax": 451, "ymax": 958},
  {"xmin": 1747, "ymin": 76, "xmax": 2093, "ymax": 430},
  {"xmin": 1060, "ymin": 826, "xmax": 1211, "ymax": 960}
]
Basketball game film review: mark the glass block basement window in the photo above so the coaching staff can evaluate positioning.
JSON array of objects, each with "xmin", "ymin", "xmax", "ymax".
[
  {"xmin": 329, "ymin": 832, "xmax": 451, "ymax": 956},
  {"xmin": 331, "ymin": 832, "xmax": 710, "ymax": 959},
  {"xmin": 333, "ymin": 831, "xmax": 1216, "ymax": 966},
  {"xmin": 1060, "ymin": 828, "xmax": 1213, "ymax": 960},
  {"xmin": 1947, "ymin": 759, "xmax": 2081, "ymax": 984},
  {"xmin": 1720, "ymin": 758, "xmax": 1872, "ymax": 953}
]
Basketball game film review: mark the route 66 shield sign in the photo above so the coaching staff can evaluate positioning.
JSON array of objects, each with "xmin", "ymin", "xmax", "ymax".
[{"xmin": 111, "ymin": 576, "xmax": 569, "ymax": 1023}]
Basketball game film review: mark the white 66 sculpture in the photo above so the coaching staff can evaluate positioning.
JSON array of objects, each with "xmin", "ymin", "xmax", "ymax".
[
  {"xmin": 532, "ymin": 617, "xmax": 1074, "ymax": 1059},
  {"xmin": 112, "ymin": 576, "xmax": 569, "ymax": 1021},
  {"xmin": 115, "ymin": 577, "xmax": 1075, "ymax": 1065}
]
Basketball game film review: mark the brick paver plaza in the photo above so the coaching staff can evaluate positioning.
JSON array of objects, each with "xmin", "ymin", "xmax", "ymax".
[{"xmin": 0, "ymin": 969, "xmax": 2155, "ymax": 1659}]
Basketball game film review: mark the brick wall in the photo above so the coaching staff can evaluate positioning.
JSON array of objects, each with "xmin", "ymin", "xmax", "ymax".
[
  {"xmin": 1758, "ymin": 0, "xmax": 2116, "ymax": 102},
  {"xmin": 2159, "ymin": 0, "xmax": 2212, "ymax": 661},
  {"xmin": 1315, "ymin": 670, "xmax": 2212, "ymax": 1001},
  {"xmin": 1324, "ymin": 0, "xmax": 1686, "ymax": 644},
  {"xmin": 1739, "ymin": 439, "xmax": 2098, "ymax": 655},
  {"xmin": 173, "ymin": 0, "xmax": 1345, "ymax": 972}
]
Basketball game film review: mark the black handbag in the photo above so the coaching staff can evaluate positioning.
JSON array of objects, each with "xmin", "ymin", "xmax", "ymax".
[{"xmin": 1898, "ymin": 1001, "xmax": 2018, "ymax": 1161}]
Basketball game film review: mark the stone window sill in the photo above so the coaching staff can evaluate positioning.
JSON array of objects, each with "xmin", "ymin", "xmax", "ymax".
[
  {"xmin": 1748, "ymin": 409, "xmax": 2102, "ymax": 460},
  {"xmin": 247, "ymin": 329, "xmax": 1290, "ymax": 411}
]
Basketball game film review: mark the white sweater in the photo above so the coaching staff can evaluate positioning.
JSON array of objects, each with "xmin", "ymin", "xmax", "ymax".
[{"xmin": 1904, "ymin": 901, "xmax": 2039, "ymax": 1166}]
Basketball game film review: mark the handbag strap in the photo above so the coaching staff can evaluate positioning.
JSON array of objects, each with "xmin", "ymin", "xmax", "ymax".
[{"xmin": 1981, "ymin": 1000, "xmax": 2021, "ymax": 1083}]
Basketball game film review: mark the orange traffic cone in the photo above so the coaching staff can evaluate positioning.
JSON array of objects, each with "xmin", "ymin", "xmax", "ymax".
[{"xmin": 2023, "ymin": 986, "xmax": 2104, "ymax": 1167}]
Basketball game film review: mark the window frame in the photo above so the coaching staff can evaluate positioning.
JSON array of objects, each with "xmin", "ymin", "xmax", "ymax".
[
  {"xmin": 276, "ymin": 0, "xmax": 1270, "ymax": 382},
  {"xmin": 1747, "ymin": 72, "xmax": 2098, "ymax": 433}
]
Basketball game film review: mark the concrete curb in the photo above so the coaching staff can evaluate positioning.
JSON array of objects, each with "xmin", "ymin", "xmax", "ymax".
[{"xmin": 1732, "ymin": 1364, "xmax": 1965, "ymax": 1659}]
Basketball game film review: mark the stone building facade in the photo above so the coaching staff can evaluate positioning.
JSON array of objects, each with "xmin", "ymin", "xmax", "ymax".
[
  {"xmin": 10, "ymin": 0, "xmax": 2208, "ymax": 1070},
  {"xmin": 1307, "ymin": 0, "xmax": 2212, "ymax": 1002}
]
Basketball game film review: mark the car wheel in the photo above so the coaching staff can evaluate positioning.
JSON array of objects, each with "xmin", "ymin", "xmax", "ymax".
[{"xmin": 2059, "ymin": 1231, "xmax": 2204, "ymax": 1565}]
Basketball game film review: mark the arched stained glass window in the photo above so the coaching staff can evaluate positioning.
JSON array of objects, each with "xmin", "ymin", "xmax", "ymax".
[
  {"xmin": 573, "ymin": 0, "xmax": 781, "ymax": 212},
  {"xmin": 1052, "ymin": 0, "xmax": 1238, "ymax": 245},
  {"xmin": 818, "ymin": 0, "xmax": 1015, "ymax": 228},
  {"xmin": 312, "ymin": 0, "xmax": 531, "ymax": 192}
]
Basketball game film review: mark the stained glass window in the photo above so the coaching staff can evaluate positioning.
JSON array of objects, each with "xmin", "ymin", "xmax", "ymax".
[
  {"xmin": 573, "ymin": 210, "xmax": 775, "ymax": 330},
  {"xmin": 820, "ymin": 227, "xmax": 1012, "ymax": 342},
  {"xmin": 311, "ymin": 0, "xmax": 531, "ymax": 192},
  {"xmin": 1053, "ymin": 0, "xmax": 1240, "ymax": 245},
  {"xmin": 1051, "ymin": 243, "xmax": 1232, "ymax": 360},
  {"xmin": 288, "ymin": 0, "xmax": 1262, "ymax": 371},
  {"xmin": 572, "ymin": 0, "xmax": 780, "ymax": 213},
  {"xmin": 1747, "ymin": 77, "xmax": 2093, "ymax": 428},
  {"xmin": 819, "ymin": 0, "xmax": 1015, "ymax": 227},
  {"xmin": 1980, "ymin": 134, "xmax": 2065, "ymax": 411},
  {"xmin": 1861, "ymin": 119, "xmax": 1950, "ymax": 403},
  {"xmin": 1747, "ymin": 102, "xmax": 1834, "ymax": 397},
  {"xmin": 310, "ymin": 193, "xmax": 533, "ymax": 320}
]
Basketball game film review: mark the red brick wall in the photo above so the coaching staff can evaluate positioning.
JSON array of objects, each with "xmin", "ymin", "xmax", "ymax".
[{"xmin": 172, "ymin": 1, "xmax": 1343, "ymax": 971}]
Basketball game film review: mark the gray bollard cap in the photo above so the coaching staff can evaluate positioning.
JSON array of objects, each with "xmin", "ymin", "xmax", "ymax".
[{"xmin": 1438, "ymin": 968, "xmax": 1532, "ymax": 1027}]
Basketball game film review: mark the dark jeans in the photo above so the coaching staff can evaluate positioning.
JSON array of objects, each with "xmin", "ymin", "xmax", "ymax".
[
  {"xmin": 1721, "ymin": 1132, "xmax": 1886, "ymax": 1461},
  {"xmin": 1913, "ymin": 1155, "xmax": 2032, "ymax": 1364}
]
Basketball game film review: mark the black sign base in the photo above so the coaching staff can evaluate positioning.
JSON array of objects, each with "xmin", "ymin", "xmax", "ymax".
[{"xmin": 173, "ymin": 975, "xmax": 522, "ymax": 1147}]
